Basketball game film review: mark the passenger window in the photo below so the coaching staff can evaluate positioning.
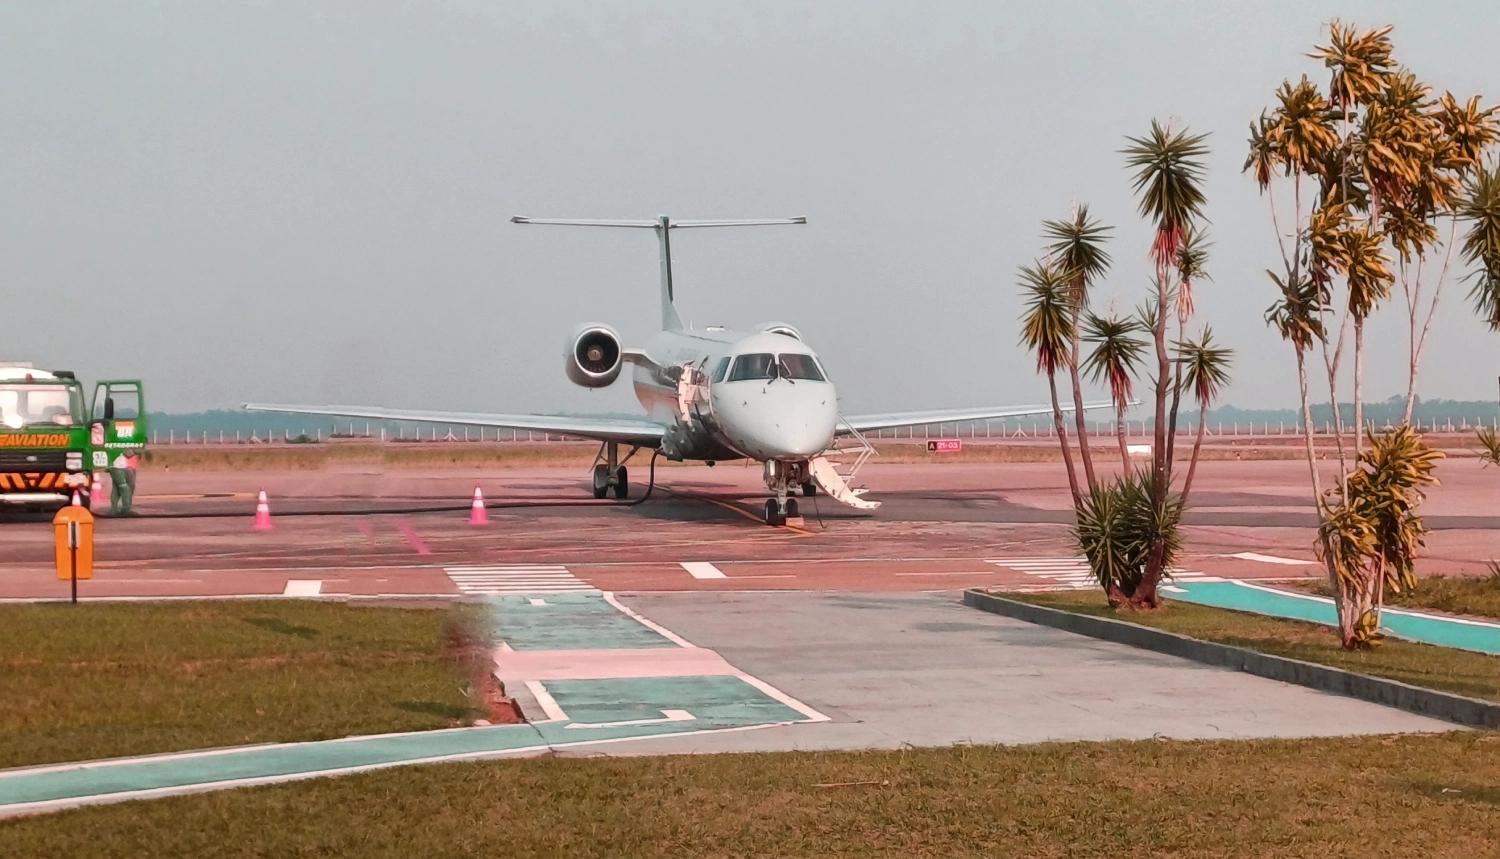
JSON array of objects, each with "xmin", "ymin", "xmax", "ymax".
[
  {"xmin": 778, "ymin": 354, "xmax": 826, "ymax": 381},
  {"xmin": 728, "ymin": 353, "xmax": 776, "ymax": 382},
  {"xmin": 712, "ymin": 357, "xmax": 731, "ymax": 383}
]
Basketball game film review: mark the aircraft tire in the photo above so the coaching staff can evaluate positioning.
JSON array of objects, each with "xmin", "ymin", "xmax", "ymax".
[
  {"xmin": 785, "ymin": 498, "xmax": 799, "ymax": 519},
  {"xmin": 591, "ymin": 464, "xmax": 610, "ymax": 499},
  {"xmin": 613, "ymin": 466, "xmax": 629, "ymax": 500},
  {"xmin": 801, "ymin": 481, "xmax": 816, "ymax": 497},
  {"xmin": 764, "ymin": 499, "xmax": 786, "ymax": 526}
]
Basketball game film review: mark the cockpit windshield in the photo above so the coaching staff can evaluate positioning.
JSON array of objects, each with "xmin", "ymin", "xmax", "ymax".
[
  {"xmin": 0, "ymin": 384, "xmax": 83, "ymax": 429},
  {"xmin": 778, "ymin": 353, "xmax": 825, "ymax": 381},
  {"xmin": 728, "ymin": 353, "xmax": 776, "ymax": 382},
  {"xmin": 726, "ymin": 353, "xmax": 827, "ymax": 383}
]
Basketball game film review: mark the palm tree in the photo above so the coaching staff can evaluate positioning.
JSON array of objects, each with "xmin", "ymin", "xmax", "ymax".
[
  {"xmin": 1122, "ymin": 120, "xmax": 1210, "ymax": 605},
  {"xmin": 1082, "ymin": 312, "xmax": 1147, "ymax": 471},
  {"xmin": 1459, "ymin": 162, "xmax": 1500, "ymax": 329},
  {"xmin": 1121, "ymin": 121, "xmax": 1209, "ymax": 485},
  {"xmin": 1177, "ymin": 328, "xmax": 1233, "ymax": 501},
  {"xmin": 1043, "ymin": 206, "xmax": 1113, "ymax": 491},
  {"xmin": 1018, "ymin": 261, "xmax": 1082, "ymax": 505}
]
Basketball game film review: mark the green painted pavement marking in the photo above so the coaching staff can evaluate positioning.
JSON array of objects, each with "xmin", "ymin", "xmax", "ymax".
[
  {"xmin": 486, "ymin": 593, "xmax": 675, "ymax": 651},
  {"xmin": 543, "ymin": 676, "xmax": 805, "ymax": 730},
  {"xmin": 1174, "ymin": 581, "xmax": 1500, "ymax": 656},
  {"xmin": 0, "ymin": 676, "xmax": 807, "ymax": 811}
]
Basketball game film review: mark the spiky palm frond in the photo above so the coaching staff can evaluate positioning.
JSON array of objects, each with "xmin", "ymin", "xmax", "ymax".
[
  {"xmin": 1337, "ymin": 223, "xmax": 1395, "ymax": 320},
  {"xmin": 1042, "ymin": 205, "xmax": 1113, "ymax": 305},
  {"xmin": 1122, "ymin": 120, "xmax": 1211, "ymax": 268},
  {"xmin": 1458, "ymin": 163, "xmax": 1500, "ymax": 329},
  {"xmin": 1310, "ymin": 21, "xmax": 1395, "ymax": 110},
  {"xmin": 1017, "ymin": 261, "xmax": 1075, "ymax": 375},
  {"xmin": 1244, "ymin": 112, "xmax": 1284, "ymax": 190},
  {"xmin": 1176, "ymin": 326, "xmax": 1233, "ymax": 408},
  {"xmin": 1433, "ymin": 92, "xmax": 1500, "ymax": 171},
  {"xmin": 1318, "ymin": 426, "xmax": 1443, "ymax": 645},
  {"xmin": 1174, "ymin": 227, "xmax": 1212, "ymax": 320},
  {"xmin": 1360, "ymin": 69, "xmax": 1437, "ymax": 209},
  {"xmin": 1307, "ymin": 203, "xmax": 1349, "ymax": 287},
  {"xmin": 1475, "ymin": 427, "xmax": 1500, "ymax": 467},
  {"xmin": 1264, "ymin": 264, "xmax": 1328, "ymax": 352},
  {"xmin": 1082, "ymin": 313, "xmax": 1147, "ymax": 409},
  {"xmin": 1075, "ymin": 470, "xmax": 1184, "ymax": 596},
  {"xmin": 1268, "ymin": 76, "xmax": 1340, "ymax": 174}
]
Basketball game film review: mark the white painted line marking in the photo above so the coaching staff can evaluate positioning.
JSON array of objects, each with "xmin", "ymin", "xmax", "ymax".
[
  {"xmin": 602, "ymin": 592, "xmax": 696, "ymax": 648},
  {"xmin": 528, "ymin": 598, "xmax": 546, "ymax": 607},
  {"xmin": 524, "ymin": 680, "xmax": 567, "ymax": 722},
  {"xmin": 564, "ymin": 709, "xmax": 695, "ymax": 730},
  {"xmin": 680, "ymin": 562, "xmax": 726, "ymax": 580},
  {"xmin": 1161, "ymin": 585, "xmax": 1187, "ymax": 593},
  {"xmin": 281, "ymin": 580, "xmax": 322, "ymax": 596},
  {"xmin": 1224, "ymin": 552, "xmax": 1315, "ymax": 566}
]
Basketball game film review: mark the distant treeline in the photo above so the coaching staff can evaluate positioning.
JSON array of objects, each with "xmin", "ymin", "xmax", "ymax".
[{"xmin": 1179, "ymin": 397, "xmax": 1498, "ymax": 426}]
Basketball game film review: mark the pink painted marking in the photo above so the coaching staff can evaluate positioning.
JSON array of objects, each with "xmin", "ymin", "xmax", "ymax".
[
  {"xmin": 393, "ymin": 519, "xmax": 433, "ymax": 556},
  {"xmin": 494, "ymin": 647, "xmax": 735, "ymax": 680}
]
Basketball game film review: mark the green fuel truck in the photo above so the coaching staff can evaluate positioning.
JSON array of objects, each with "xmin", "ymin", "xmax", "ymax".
[{"xmin": 0, "ymin": 365, "xmax": 146, "ymax": 511}]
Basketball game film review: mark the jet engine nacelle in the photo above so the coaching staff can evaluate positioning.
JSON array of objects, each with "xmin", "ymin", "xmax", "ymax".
[
  {"xmin": 566, "ymin": 323, "xmax": 624, "ymax": 387},
  {"xmin": 759, "ymin": 322, "xmax": 803, "ymax": 341}
]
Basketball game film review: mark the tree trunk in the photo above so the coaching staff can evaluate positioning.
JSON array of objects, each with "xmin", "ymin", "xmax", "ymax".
[
  {"xmin": 1297, "ymin": 349, "xmax": 1346, "ymax": 632},
  {"xmin": 1048, "ymin": 371, "xmax": 1082, "ymax": 507},
  {"xmin": 1068, "ymin": 308, "xmax": 1097, "ymax": 491},
  {"xmin": 1139, "ymin": 256, "xmax": 1173, "ymax": 607},
  {"xmin": 1115, "ymin": 401, "xmax": 1130, "ymax": 473},
  {"xmin": 1353, "ymin": 319, "xmax": 1366, "ymax": 461},
  {"xmin": 1180, "ymin": 408, "xmax": 1207, "ymax": 504},
  {"xmin": 1151, "ymin": 259, "xmax": 1171, "ymax": 490}
]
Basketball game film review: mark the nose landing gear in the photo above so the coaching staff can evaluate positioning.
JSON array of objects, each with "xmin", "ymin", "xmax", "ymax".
[{"xmin": 762, "ymin": 460, "xmax": 808, "ymax": 525}]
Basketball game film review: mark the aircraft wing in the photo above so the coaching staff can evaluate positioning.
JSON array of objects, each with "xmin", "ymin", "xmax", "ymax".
[
  {"xmin": 242, "ymin": 403, "xmax": 666, "ymax": 446},
  {"xmin": 840, "ymin": 402, "xmax": 1112, "ymax": 434}
]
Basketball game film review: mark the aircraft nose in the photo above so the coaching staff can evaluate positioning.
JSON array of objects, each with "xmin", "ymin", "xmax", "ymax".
[{"xmin": 718, "ymin": 383, "xmax": 838, "ymax": 461}]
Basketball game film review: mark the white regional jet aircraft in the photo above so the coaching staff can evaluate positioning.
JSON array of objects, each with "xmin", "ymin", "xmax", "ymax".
[{"xmin": 248, "ymin": 216, "xmax": 1101, "ymax": 525}]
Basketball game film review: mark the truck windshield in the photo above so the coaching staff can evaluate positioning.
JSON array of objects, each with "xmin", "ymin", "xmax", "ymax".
[{"xmin": 0, "ymin": 385, "xmax": 83, "ymax": 429}]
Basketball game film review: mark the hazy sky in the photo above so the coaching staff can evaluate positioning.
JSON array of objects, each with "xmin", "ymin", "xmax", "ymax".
[{"xmin": 3, "ymin": 1, "xmax": 1496, "ymax": 416}]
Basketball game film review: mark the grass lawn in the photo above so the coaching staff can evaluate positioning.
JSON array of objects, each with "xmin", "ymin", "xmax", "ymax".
[
  {"xmin": 0, "ymin": 601, "xmax": 481, "ymax": 770},
  {"xmin": 3, "ymin": 732, "xmax": 1498, "ymax": 857},
  {"xmin": 1006, "ymin": 590, "xmax": 1500, "ymax": 703},
  {"xmin": 1299, "ymin": 573, "xmax": 1500, "ymax": 621}
]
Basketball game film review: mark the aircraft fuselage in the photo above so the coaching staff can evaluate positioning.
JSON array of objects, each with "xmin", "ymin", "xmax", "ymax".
[{"xmin": 630, "ymin": 326, "xmax": 838, "ymax": 465}]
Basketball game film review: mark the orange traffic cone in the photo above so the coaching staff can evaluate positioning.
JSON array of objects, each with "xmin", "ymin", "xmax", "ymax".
[
  {"xmin": 253, "ymin": 490, "xmax": 273, "ymax": 531},
  {"xmin": 89, "ymin": 472, "xmax": 106, "ymax": 513},
  {"xmin": 469, "ymin": 485, "xmax": 489, "ymax": 525}
]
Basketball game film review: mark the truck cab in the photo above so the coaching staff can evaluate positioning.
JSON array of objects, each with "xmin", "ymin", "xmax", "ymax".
[{"xmin": 0, "ymin": 366, "xmax": 146, "ymax": 511}]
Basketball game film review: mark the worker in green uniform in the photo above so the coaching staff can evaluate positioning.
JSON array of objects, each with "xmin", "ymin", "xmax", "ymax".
[{"xmin": 108, "ymin": 450, "xmax": 137, "ymax": 514}]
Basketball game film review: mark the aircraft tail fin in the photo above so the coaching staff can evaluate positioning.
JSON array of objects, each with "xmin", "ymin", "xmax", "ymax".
[{"xmin": 512, "ymin": 215, "xmax": 806, "ymax": 331}]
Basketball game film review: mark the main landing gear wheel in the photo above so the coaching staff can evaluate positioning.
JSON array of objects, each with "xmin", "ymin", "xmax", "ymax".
[
  {"xmin": 591, "ymin": 464, "xmax": 610, "ymax": 500},
  {"xmin": 800, "ymin": 481, "xmax": 817, "ymax": 497},
  {"xmin": 613, "ymin": 466, "xmax": 629, "ymax": 499},
  {"xmin": 764, "ymin": 498, "xmax": 786, "ymax": 527}
]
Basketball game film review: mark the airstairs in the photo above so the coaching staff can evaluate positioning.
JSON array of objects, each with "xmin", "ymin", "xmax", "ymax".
[
  {"xmin": 675, "ymin": 363, "xmax": 710, "ymax": 424},
  {"xmin": 809, "ymin": 417, "xmax": 880, "ymax": 510}
]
